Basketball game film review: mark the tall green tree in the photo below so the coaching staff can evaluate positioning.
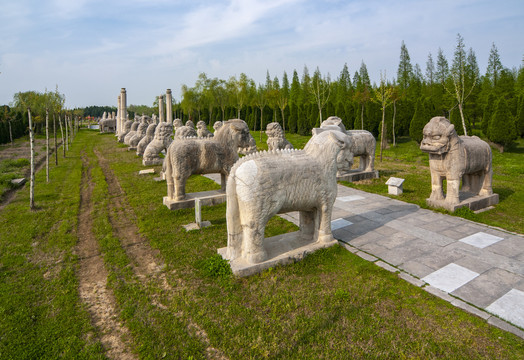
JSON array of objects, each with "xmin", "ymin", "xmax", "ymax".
[
  {"xmin": 488, "ymin": 98, "xmax": 517, "ymax": 150},
  {"xmin": 409, "ymin": 98, "xmax": 428, "ymax": 143},
  {"xmin": 397, "ymin": 41, "xmax": 413, "ymax": 90},
  {"xmin": 486, "ymin": 43, "xmax": 503, "ymax": 87}
]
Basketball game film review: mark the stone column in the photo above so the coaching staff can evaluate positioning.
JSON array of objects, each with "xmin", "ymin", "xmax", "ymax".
[
  {"xmin": 116, "ymin": 94, "xmax": 121, "ymax": 136},
  {"xmin": 159, "ymin": 95, "xmax": 165, "ymax": 123},
  {"xmin": 120, "ymin": 88, "xmax": 127, "ymax": 134},
  {"xmin": 166, "ymin": 89, "xmax": 173, "ymax": 124}
]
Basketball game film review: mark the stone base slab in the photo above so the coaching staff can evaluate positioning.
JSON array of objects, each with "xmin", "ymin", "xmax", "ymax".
[
  {"xmin": 11, "ymin": 178, "xmax": 26, "ymax": 186},
  {"xmin": 128, "ymin": 147, "xmax": 137, "ymax": 151},
  {"xmin": 218, "ymin": 232, "xmax": 338, "ymax": 277},
  {"xmin": 426, "ymin": 192, "xmax": 499, "ymax": 212},
  {"xmin": 163, "ymin": 190, "xmax": 226, "ymax": 210},
  {"xmin": 142, "ymin": 158, "xmax": 163, "ymax": 166},
  {"xmin": 337, "ymin": 170, "xmax": 379, "ymax": 182}
]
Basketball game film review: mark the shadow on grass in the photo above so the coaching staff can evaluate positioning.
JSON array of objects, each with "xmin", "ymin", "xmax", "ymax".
[{"xmin": 493, "ymin": 187, "xmax": 515, "ymax": 202}]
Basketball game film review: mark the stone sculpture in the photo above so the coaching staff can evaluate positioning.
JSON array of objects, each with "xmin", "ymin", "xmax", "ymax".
[
  {"xmin": 175, "ymin": 125, "xmax": 197, "ymax": 138},
  {"xmin": 266, "ymin": 122, "xmax": 293, "ymax": 151},
  {"xmin": 164, "ymin": 119, "xmax": 252, "ymax": 201},
  {"xmin": 213, "ymin": 121, "xmax": 223, "ymax": 132},
  {"xmin": 118, "ymin": 119, "xmax": 134, "ymax": 143},
  {"xmin": 185, "ymin": 120, "xmax": 195, "ymax": 129},
  {"xmin": 99, "ymin": 112, "xmax": 116, "ymax": 133},
  {"xmin": 173, "ymin": 118, "xmax": 184, "ymax": 130},
  {"xmin": 224, "ymin": 129, "xmax": 352, "ymax": 265},
  {"xmin": 129, "ymin": 122, "xmax": 148, "ymax": 148},
  {"xmin": 124, "ymin": 121, "xmax": 140, "ymax": 145},
  {"xmin": 196, "ymin": 121, "xmax": 213, "ymax": 138},
  {"xmin": 142, "ymin": 122, "xmax": 174, "ymax": 166},
  {"xmin": 238, "ymin": 134, "xmax": 257, "ymax": 155},
  {"xmin": 321, "ymin": 117, "xmax": 375, "ymax": 173},
  {"xmin": 420, "ymin": 116, "xmax": 498, "ymax": 211},
  {"xmin": 137, "ymin": 123, "xmax": 157, "ymax": 156}
]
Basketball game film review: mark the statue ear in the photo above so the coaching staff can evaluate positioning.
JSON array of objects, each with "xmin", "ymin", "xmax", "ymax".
[
  {"xmin": 328, "ymin": 131, "xmax": 345, "ymax": 148},
  {"xmin": 445, "ymin": 124, "xmax": 455, "ymax": 137}
]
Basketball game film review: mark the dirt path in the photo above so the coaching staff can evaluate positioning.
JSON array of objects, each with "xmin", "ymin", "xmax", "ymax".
[
  {"xmin": 94, "ymin": 149, "xmax": 228, "ymax": 360},
  {"xmin": 77, "ymin": 154, "xmax": 137, "ymax": 360}
]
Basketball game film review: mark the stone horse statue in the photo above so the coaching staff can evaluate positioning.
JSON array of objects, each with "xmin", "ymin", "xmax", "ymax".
[{"xmin": 164, "ymin": 119, "xmax": 252, "ymax": 201}]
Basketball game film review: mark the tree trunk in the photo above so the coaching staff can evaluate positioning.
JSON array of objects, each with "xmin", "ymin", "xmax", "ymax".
[
  {"xmin": 458, "ymin": 102, "xmax": 468, "ymax": 136},
  {"xmin": 259, "ymin": 107, "xmax": 264, "ymax": 142},
  {"xmin": 28, "ymin": 108, "xmax": 35, "ymax": 209},
  {"xmin": 46, "ymin": 109, "xmax": 49, "ymax": 183},
  {"xmin": 360, "ymin": 104, "xmax": 364, "ymax": 129},
  {"xmin": 392, "ymin": 100, "xmax": 397, "ymax": 147},
  {"xmin": 54, "ymin": 114, "xmax": 57, "ymax": 165},
  {"xmin": 65, "ymin": 116, "xmax": 69, "ymax": 151},
  {"xmin": 59, "ymin": 115, "xmax": 65, "ymax": 158},
  {"xmin": 281, "ymin": 107, "xmax": 286, "ymax": 135},
  {"xmin": 380, "ymin": 108, "xmax": 386, "ymax": 162},
  {"xmin": 8, "ymin": 120, "xmax": 13, "ymax": 145}
]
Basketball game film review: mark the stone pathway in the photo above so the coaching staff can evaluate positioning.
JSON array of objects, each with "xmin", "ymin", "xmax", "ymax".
[
  {"xmin": 203, "ymin": 173, "xmax": 524, "ymax": 338},
  {"xmin": 280, "ymin": 185, "xmax": 524, "ymax": 339}
]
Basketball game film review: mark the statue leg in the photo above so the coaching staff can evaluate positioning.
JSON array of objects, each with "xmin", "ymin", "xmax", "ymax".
[
  {"xmin": 317, "ymin": 202, "xmax": 334, "ymax": 243},
  {"xmin": 299, "ymin": 210, "xmax": 316, "ymax": 240},
  {"xmin": 479, "ymin": 169, "xmax": 493, "ymax": 196},
  {"xmin": 429, "ymin": 172, "xmax": 445, "ymax": 201},
  {"xmin": 446, "ymin": 178, "xmax": 461, "ymax": 204},
  {"xmin": 174, "ymin": 172, "xmax": 189, "ymax": 201},
  {"xmin": 244, "ymin": 219, "xmax": 268, "ymax": 264},
  {"xmin": 220, "ymin": 173, "xmax": 227, "ymax": 192}
]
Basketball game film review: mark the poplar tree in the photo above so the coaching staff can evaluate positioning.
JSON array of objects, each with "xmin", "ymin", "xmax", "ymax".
[
  {"xmin": 397, "ymin": 41, "xmax": 413, "ymax": 90},
  {"xmin": 486, "ymin": 43, "xmax": 503, "ymax": 87}
]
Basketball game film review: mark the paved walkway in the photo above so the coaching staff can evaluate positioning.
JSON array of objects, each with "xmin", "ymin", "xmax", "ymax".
[
  {"xmin": 203, "ymin": 174, "xmax": 524, "ymax": 338},
  {"xmin": 279, "ymin": 185, "xmax": 524, "ymax": 339}
]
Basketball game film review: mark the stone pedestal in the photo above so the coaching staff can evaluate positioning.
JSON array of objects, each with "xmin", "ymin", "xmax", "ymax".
[
  {"xmin": 142, "ymin": 158, "xmax": 163, "ymax": 166},
  {"xmin": 163, "ymin": 190, "xmax": 226, "ymax": 210},
  {"xmin": 426, "ymin": 192, "xmax": 499, "ymax": 212},
  {"xmin": 218, "ymin": 232, "xmax": 338, "ymax": 277},
  {"xmin": 337, "ymin": 170, "xmax": 379, "ymax": 182}
]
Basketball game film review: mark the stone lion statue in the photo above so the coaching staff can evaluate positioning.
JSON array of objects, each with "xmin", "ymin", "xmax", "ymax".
[
  {"xmin": 142, "ymin": 122, "xmax": 174, "ymax": 166},
  {"xmin": 213, "ymin": 121, "xmax": 223, "ymax": 132},
  {"xmin": 266, "ymin": 122, "xmax": 293, "ymax": 151},
  {"xmin": 420, "ymin": 117, "xmax": 493, "ymax": 206},
  {"xmin": 118, "ymin": 120, "xmax": 134, "ymax": 143},
  {"xmin": 185, "ymin": 120, "xmax": 195, "ymax": 129},
  {"xmin": 128, "ymin": 122, "xmax": 148, "ymax": 148},
  {"xmin": 124, "ymin": 121, "xmax": 140, "ymax": 145},
  {"xmin": 196, "ymin": 121, "xmax": 213, "ymax": 138},
  {"xmin": 174, "ymin": 125, "xmax": 197, "ymax": 139},
  {"xmin": 173, "ymin": 118, "xmax": 184, "ymax": 130},
  {"xmin": 225, "ymin": 129, "xmax": 352, "ymax": 264},
  {"xmin": 164, "ymin": 119, "xmax": 252, "ymax": 201},
  {"xmin": 136, "ymin": 123, "xmax": 157, "ymax": 156},
  {"xmin": 320, "ymin": 116, "xmax": 375, "ymax": 172}
]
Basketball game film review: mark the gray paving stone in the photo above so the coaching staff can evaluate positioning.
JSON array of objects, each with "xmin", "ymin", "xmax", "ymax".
[
  {"xmin": 339, "ymin": 241, "xmax": 358, "ymax": 253},
  {"xmin": 476, "ymin": 252, "xmax": 524, "ymax": 276},
  {"xmin": 409, "ymin": 248, "xmax": 465, "ymax": 272},
  {"xmin": 451, "ymin": 298, "xmax": 491, "ymax": 320},
  {"xmin": 388, "ymin": 220, "xmax": 456, "ymax": 247},
  {"xmin": 399, "ymin": 260, "xmax": 435, "ymax": 279},
  {"xmin": 346, "ymin": 231, "xmax": 382, "ymax": 247},
  {"xmin": 375, "ymin": 231, "xmax": 417, "ymax": 250},
  {"xmin": 454, "ymin": 255, "xmax": 494, "ymax": 274},
  {"xmin": 355, "ymin": 251, "xmax": 378, "ymax": 262},
  {"xmin": 398, "ymin": 272, "xmax": 425, "ymax": 287},
  {"xmin": 487, "ymin": 316, "xmax": 524, "ymax": 339},
  {"xmin": 424, "ymin": 285, "xmax": 455, "ymax": 302},
  {"xmin": 420, "ymin": 219, "xmax": 460, "ymax": 233},
  {"xmin": 331, "ymin": 218, "xmax": 353, "ymax": 231},
  {"xmin": 381, "ymin": 239, "xmax": 440, "ymax": 267},
  {"xmin": 374, "ymin": 225, "xmax": 399, "ymax": 237},
  {"xmin": 487, "ymin": 236, "xmax": 524, "ymax": 259},
  {"xmin": 459, "ymin": 231, "xmax": 504, "ymax": 249},
  {"xmin": 452, "ymin": 268, "xmax": 524, "ymax": 308},
  {"xmin": 486, "ymin": 289, "xmax": 524, "ymax": 329},
  {"xmin": 422, "ymin": 263, "xmax": 479, "ymax": 293},
  {"xmin": 337, "ymin": 195, "xmax": 365, "ymax": 202},
  {"xmin": 375, "ymin": 260, "xmax": 398, "ymax": 273}
]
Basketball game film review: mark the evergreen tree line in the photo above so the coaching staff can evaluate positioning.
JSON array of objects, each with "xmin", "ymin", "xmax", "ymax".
[{"xmin": 176, "ymin": 35, "xmax": 524, "ymax": 149}]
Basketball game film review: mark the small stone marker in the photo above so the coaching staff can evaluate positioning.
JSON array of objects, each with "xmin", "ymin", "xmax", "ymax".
[
  {"xmin": 385, "ymin": 177, "xmax": 405, "ymax": 195},
  {"xmin": 138, "ymin": 169, "xmax": 155, "ymax": 175},
  {"xmin": 11, "ymin": 178, "xmax": 26, "ymax": 186},
  {"xmin": 182, "ymin": 198, "xmax": 211, "ymax": 231}
]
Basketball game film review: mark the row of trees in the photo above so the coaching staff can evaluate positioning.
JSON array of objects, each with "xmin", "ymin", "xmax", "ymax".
[{"xmin": 174, "ymin": 34, "xmax": 523, "ymax": 151}]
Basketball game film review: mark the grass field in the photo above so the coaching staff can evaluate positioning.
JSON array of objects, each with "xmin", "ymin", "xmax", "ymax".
[{"xmin": 0, "ymin": 129, "xmax": 523, "ymax": 359}]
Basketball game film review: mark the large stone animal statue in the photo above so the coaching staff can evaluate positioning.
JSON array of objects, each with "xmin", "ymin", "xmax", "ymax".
[
  {"xmin": 320, "ymin": 116, "xmax": 375, "ymax": 172},
  {"xmin": 420, "ymin": 117, "xmax": 493, "ymax": 206},
  {"xmin": 225, "ymin": 129, "xmax": 352, "ymax": 264},
  {"xmin": 99, "ymin": 112, "xmax": 116, "ymax": 133},
  {"xmin": 118, "ymin": 120, "xmax": 134, "ymax": 143},
  {"xmin": 238, "ymin": 133, "xmax": 257, "ymax": 155},
  {"xmin": 137, "ymin": 123, "xmax": 157, "ymax": 156},
  {"xmin": 164, "ymin": 119, "xmax": 252, "ymax": 201},
  {"xmin": 196, "ymin": 121, "xmax": 213, "ymax": 138},
  {"xmin": 124, "ymin": 121, "xmax": 140, "ymax": 145},
  {"xmin": 129, "ymin": 122, "xmax": 148, "ymax": 148},
  {"xmin": 142, "ymin": 122, "xmax": 174, "ymax": 166},
  {"xmin": 213, "ymin": 121, "xmax": 223, "ymax": 132},
  {"xmin": 173, "ymin": 118, "xmax": 184, "ymax": 130},
  {"xmin": 175, "ymin": 125, "xmax": 197, "ymax": 138},
  {"xmin": 266, "ymin": 122, "xmax": 293, "ymax": 151}
]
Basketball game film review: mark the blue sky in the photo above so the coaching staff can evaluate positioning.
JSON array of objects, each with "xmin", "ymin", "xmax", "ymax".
[{"xmin": 1, "ymin": 0, "xmax": 523, "ymax": 108}]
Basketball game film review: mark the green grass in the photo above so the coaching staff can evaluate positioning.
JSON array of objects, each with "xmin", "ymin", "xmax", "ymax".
[
  {"xmin": 0, "ymin": 158, "xmax": 30, "ymax": 198},
  {"xmin": 0, "ymin": 130, "xmax": 523, "ymax": 359}
]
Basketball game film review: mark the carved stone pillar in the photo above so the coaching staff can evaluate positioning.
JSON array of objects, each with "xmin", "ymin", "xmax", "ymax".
[
  {"xmin": 166, "ymin": 89, "xmax": 173, "ymax": 124},
  {"xmin": 159, "ymin": 95, "xmax": 165, "ymax": 123}
]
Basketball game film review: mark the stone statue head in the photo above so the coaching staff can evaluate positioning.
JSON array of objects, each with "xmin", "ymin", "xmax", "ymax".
[
  {"xmin": 321, "ymin": 116, "xmax": 346, "ymax": 133},
  {"xmin": 265, "ymin": 122, "xmax": 284, "ymax": 139},
  {"xmin": 420, "ymin": 117, "xmax": 457, "ymax": 155}
]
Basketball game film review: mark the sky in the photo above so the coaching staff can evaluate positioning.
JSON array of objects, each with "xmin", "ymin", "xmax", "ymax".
[{"xmin": 1, "ymin": 0, "xmax": 523, "ymax": 109}]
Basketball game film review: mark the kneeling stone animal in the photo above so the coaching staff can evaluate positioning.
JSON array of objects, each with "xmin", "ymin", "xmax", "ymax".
[
  {"xmin": 266, "ymin": 122, "xmax": 293, "ymax": 151},
  {"xmin": 226, "ymin": 129, "xmax": 352, "ymax": 264}
]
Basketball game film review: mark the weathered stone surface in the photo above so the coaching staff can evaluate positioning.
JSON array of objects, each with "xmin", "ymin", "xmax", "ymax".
[
  {"xmin": 164, "ymin": 119, "xmax": 252, "ymax": 201},
  {"xmin": 142, "ymin": 122, "xmax": 173, "ymax": 166},
  {"xmin": 266, "ymin": 122, "xmax": 293, "ymax": 151},
  {"xmin": 118, "ymin": 120, "xmax": 133, "ymax": 143},
  {"xmin": 123, "ymin": 121, "xmax": 140, "ymax": 145},
  {"xmin": 137, "ymin": 123, "xmax": 157, "ymax": 156},
  {"xmin": 222, "ymin": 129, "xmax": 352, "ymax": 267},
  {"xmin": 163, "ymin": 190, "xmax": 226, "ymax": 210},
  {"xmin": 129, "ymin": 122, "xmax": 148, "ymax": 148},
  {"xmin": 196, "ymin": 121, "xmax": 213, "ymax": 138},
  {"xmin": 420, "ymin": 116, "xmax": 497, "ymax": 212}
]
